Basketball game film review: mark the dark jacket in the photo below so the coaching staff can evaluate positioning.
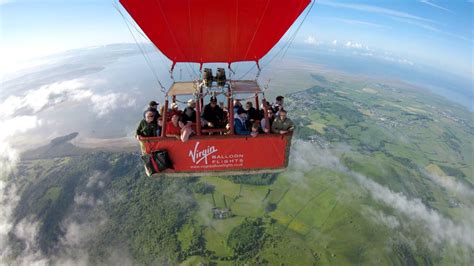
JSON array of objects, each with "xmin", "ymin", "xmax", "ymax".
[
  {"xmin": 234, "ymin": 117, "xmax": 250, "ymax": 135},
  {"xmin": 247, "ymin": 107, "xmax": 259, "ymax": 121},
  {"xmin": 181, "ymin": 107, "xmax": 196, "ymax": 124},
  {"xmin": 136, "ymin": 119, "xmax": 158, "ymax": 137},
  {"xmin": 202, "ymin": 104, "xmax": 224, "ymax": 127},
  {"xmin": 271, "ymin": 117, "xmax": 294, "ymax": 134}
]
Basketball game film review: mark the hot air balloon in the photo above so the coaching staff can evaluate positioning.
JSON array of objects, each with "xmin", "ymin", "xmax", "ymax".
[{"xmin": 120, "ymin": 0, "xmax": 311, "ymax": 176}]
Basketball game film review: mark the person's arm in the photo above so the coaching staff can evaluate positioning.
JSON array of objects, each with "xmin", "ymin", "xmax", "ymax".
[
  {"xmin": 287, "ymin": 119, "xmax": 295, "ymax": 131},
  {"xmin": 166, "ymin": 133, "xmax": 180, "ymax": 139},
  {"xmin": 271, "ymin": 120, "xmax": 280, "ymax": 134},
  {"xmin": 136, "ymin": 120, "xmax": 143, "ymax": 139},
  {"xmin": 260, "ymin": 120, "xmax": 267, "ymax": 133}
]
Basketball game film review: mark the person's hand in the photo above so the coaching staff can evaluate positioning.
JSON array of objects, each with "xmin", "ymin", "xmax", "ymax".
[
  {"xmin": 178, "ymin": 121, "xmax": 184, "ymax": 128},
  {"xmin": 280, "ymin": 130, "xmax": 288, "ymax": 134},
  {"xmin": 263, "ymin": 128, "xmax": 269, "ymax": 133},
  {"xmin": 136, "ymin": 135, "xmax": 141, "ymax": 140},
  {"xmin": 207, "ymin": 122, "xmax": 214, "ymax": 127},
  {"xmin": 251, "ymin": 132, "xmax": 258, "ymax": 137},
  {"xmin": 158, "ymin": 120, "xmax": 163, "ymax": 126}
]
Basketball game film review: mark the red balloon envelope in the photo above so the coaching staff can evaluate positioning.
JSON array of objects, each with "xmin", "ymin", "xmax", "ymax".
[{"xmin": 119, "ymin": 0, "xmax": 310, "ymax": 64}]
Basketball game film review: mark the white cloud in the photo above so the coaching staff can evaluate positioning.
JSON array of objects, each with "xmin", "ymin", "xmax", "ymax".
[
  {"xmin": 377, "ymin": 54, "xmax": 414, "ymax": 66},
  {"xmin": 0, "ymin": 80, "xmax": 85, "ymax": 118},
  {"xmin": 0, "ymin": 79, "xmax": 136, "ymax": 119},
  {"xmin": 0, "ymin": 181, "xmax": 19, "ymax": 261},
  {"xmin": 0, "ymin": 79, "xmax": 136, "ymax": 177},
  {"xmin": 0, "ymin": 116, "xmax": 42, "ymax": 178},
  {"xmin": 304, "ymin": 35, "xmax": 318, "ymax": 45},
  {"xmin": 363, "ymin": 208, "xmax": 401, "ymax": 229},
  {"xmin": 90, "ymin": 92, "xmax": 136, "ymax": 117},
  {"xmin": 314, "ymin": 38, "xmax": 415, "ymax": 66},
  {"xmin": 424, "ymin": 170, "xmax": 474, "ymax": 198},
  {"xmin": 318, "ymin": 0, "xmax": 436, "ymax": 24},
  {"xmin": 289, "ymin": 140, "xmax": 474, "ymax": 249},
  {"xmin": 345, "ymin": 41, "xmax": 364, "ymax": 49},
  {"xmin": 316, "ymin": 0, "xmax": 470, "ymax": 42},
  {"xmin": 419, "ymin": 0, "xmax": 454, "ymax": 14},
  {"xmin": 329, "ymin": 17, "xmax": 389, "ymax": 28}
]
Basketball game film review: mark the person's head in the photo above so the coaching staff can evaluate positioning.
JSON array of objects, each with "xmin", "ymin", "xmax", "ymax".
[
  {"xmin": 267, "ymin": 108, "xmax": 274, "ymax": 118},
  {"xmin": 276, "ymin": 96, "xmax": 284, "ymax": 105},
  {"xmin": 171, "ymin": 114, "xmax": 180, "ymax": 125},
  {"xmin": 246, "ymin": 101, "xmax": 253, "ymax": 109},
  {"xmin": 266, "ymin": 100, "xmax": 272, "ymax": 108},
  {"xmin": 219, "ymin": 101, "xmax": 225, "ymax": 109},
  {"xmin": 149, "ymin": 100, "xmax": 158, "ymax": 109},
  {"xmin": 145, "ymin": 111, "xmax": 155, "ymax": 123},
  {"xmin": 233, "ymin": 99, "xmax": 241, "ymax": 107},
  {"xmin": 187, "ymin": 99, "xmax": 196, "ymax": 108},
  {"xmin": 210, "ymin": 96, "xmax": 217, "ymax": 107},
  {"xmin": 279, "ymin": 109, "xmax": 287, "ymax": 120},
  {"xmin": 251, "ymin": 122, "xmax": 259, "ymax": 132},
  {"xmin": 237, "ymin": 107, "xmax": 247, "ymax": 119},
  {"xmin": 171, "ymin": 102, "xmax": 178, "ymax": 110}
]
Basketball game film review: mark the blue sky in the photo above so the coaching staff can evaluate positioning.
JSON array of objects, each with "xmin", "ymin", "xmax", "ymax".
[{"xmin": 1, "ymin": 0, "xmax": 473, "ymax": 79}]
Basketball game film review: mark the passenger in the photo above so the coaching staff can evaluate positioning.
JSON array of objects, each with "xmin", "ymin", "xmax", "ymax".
[
  {"xmin": 234, "ymin": 107, "xmax": 252, "ymax": 136},
  {"xmin": 181, "ymin": 99, "xmax": 197, "ymax": 125},
  {"xmin": 272, "ymin": 95, "xmax": 284, "ymax": 114},
  {"xmin": 233, "ymin": 99, "xmax": 242, "ymax": 115},
  {"xmin": 219, "ymin": 101, "xmax": 227, "ymax": 112},
  {"xmin": 181, "ymin": 123, "xmax": 194, "ymax": 142},
  {"xmin": 136, "ymin": 111, "xmax": 158, "ymax": 139},
  {"xmin": 260, "ymin": 108, "xmax": 275, "ymax": 133},
  {"xmin": 220, "ymin": 101, "xmax": 228, "ymax": 123},
  {"xmin": 165, "ymin": 114, "xmax": 183, "ymax": 140},
  {"xmin": 143, "ymin": 100, "xmax": 160, "ymax": 122},
  {"xmin": 168, "ymin": 102, "xmax": 182, "ymax": 120},
  {"xmin": 259, "ymin": 101, "xmax": 272, "ymax": 120},
  {"xmin": 180, "ymin": 99, "xmax": 196, "ymax": 142},
  {"xmin": 251, "ymin": 122, "xmax": 259, "ymax": 137},
  {"xmin": 202, "ymin": 96, "xmax": 225, "ymax": 128},
  {"xmin": 245, "ymin": 101, "xmax": 259, "ymax": 124},
  {"xmin": 271, "ymin": 109, "xmax": 294, "ymax": 135},
  {"xmin": 159, "ymin": 104, "xmax": 166, "ymax": 119}
]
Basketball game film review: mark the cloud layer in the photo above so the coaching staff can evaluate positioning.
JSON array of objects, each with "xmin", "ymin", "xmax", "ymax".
[
  {"xmin": 0, "ymin": 79, "xmax": 136, "ymax": 178},
  {"xmin": 289, "ymin": 140, "xmax": 474, "ymax": 250}
]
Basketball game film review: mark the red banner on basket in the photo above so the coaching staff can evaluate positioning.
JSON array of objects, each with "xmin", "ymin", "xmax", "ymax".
[{"xmin": 142, "ymin": 134, "xmax": 290, "ymax": 173}]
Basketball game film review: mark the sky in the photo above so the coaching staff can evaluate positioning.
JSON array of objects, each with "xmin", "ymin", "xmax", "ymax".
[{"xmin": 0, "ymin": 0, "xmax": 473, "ymax": 79}]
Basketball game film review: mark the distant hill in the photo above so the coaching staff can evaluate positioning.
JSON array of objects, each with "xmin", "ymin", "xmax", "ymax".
[{"xmin": 21, "ymin": 132, "xmax": 88, "ymax": 160}]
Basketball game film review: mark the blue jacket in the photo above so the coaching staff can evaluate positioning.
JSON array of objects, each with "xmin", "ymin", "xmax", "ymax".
[{"xmin": 234, "ymin": 117, "xmax": 250, "ymax": 135}]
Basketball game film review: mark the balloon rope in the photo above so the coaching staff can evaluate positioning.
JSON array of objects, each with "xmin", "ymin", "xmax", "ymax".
[{"xmin": 112, "ymin": 1, "xmax": 166, "ymax": 93}]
